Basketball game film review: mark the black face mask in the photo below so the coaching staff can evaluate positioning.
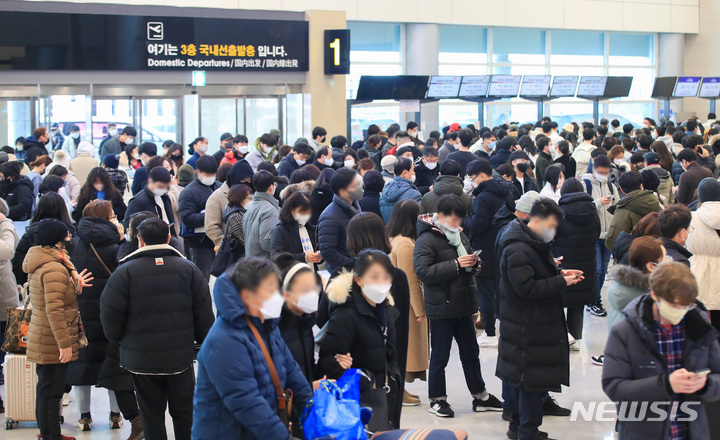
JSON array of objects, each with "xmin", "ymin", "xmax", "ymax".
[
  {"xmin": 516, "ymin": 162, "xmax": 529, "ymax": 173},
  {"xmin": 171, "ymin": 154, "xmax": 182, "ymax": 160}
]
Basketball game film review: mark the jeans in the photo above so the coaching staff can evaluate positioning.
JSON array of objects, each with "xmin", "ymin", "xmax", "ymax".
[
  {"xmin": 595, "ymin": 239, "xmax": 612, "ymax": 303},
  {"xmin": 428, "ymin": 315, "xmax": 486, "ymax": 399},
  {"xmin": 506, "ymin": 384, "xmax": 545, "ymax": 440},
  {"xmin": 475, "ymin": 277, "xmax": 497, "ymax": 336},
  {"xmin": 189, "ymin": 245, "xmax": 215, "ymax": 282},
  {"xmin": 132, "ymin": 368, "xmax": 194, "ymax": 440},
  {"xmin": 36, "ymin": 363, "xmax": 69, "ymax": 440}
]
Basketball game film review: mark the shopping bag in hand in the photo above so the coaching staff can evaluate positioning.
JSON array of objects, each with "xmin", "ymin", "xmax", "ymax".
[{"xmin": 302, "ymin": 373, "xmax": 367, "ymax": 440}]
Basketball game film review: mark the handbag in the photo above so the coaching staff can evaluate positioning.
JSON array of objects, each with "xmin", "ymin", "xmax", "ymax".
[
  {"xmin": 2, "ymin": 285, "xmax": 31, "ymax": 354},
  {"xmin": 210, "ymin": 235, "xmax": 238, "ymax": 277},
  {"xmin": 244, "ymin": 316, "xmax": 293, "ymax": 432},
  {"xmin": 302, "ymin": 377, "xmax": 367, "ymax": 440},
  {"xmin": 359, "ymin": 370, "xmax": 391, "ymax": 434}
]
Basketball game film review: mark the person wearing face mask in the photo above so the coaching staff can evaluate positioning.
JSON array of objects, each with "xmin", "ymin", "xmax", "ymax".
[
  {"xmin": 414, "ymin": 147, "xmax": 440, "ymax": 195},
  {"xmin": 379, "ymin": 157, "xmax": 422, "ymax": 223},
  {"xmin": 215, "ymin": 184, "xmax": 253, "ymax": 267},
  {"xmin": 0, "ymin": 161, "xmax": 35, "ymax": 223},
  {"xmin": 50, "ymin": 122, "xmax": 65, "ymax": 151},
  {"xmin": 414, "ymin": 195, "xmax": 502, "ymax": 418},
  {"xmin": 193, "ymin": 258, "xmax": 313, "ymax": 440},
  {"xmin": 243, "ymin": 171, "xmax": 280, "ymax": 259},
  {"xmin": 447, "ymin": 129, "xmax": 480, "ymax": 178},
  {"xmin": 312, "ymin": 145, "xmax": 337, "ymax": 171},
  {"xmin": 675, "ymin": 148, "xmax": 713, "ymax": 205},
  {"xmin": 73, "ymin": 167, "xmax": 127, "ymax": 224},
  {"xmin": 270, "ymin": 191, "xmax": 321, "ymax": 266},
  {"xmin": 539, "ymin": 164, "xmax": 564, "ymax": 203},
  {"xmin": 98, "ymin": 123, "xmax": 117, "ymax": 156},
  {"xmin": 571, "ymin": 128, "xmax": 597, "ymax": 179},
  {"xmin": 204, "ymin": 160, "xmax": 254, "ymax": 249},
  {"xmin": 534, "ymin": 136, "xmax": 554, "ymax": 189},
  {"xmin": 657, "ymin": 204, "xmax": 693, "ymax": 267},
  {"xmin": 317, "ymin": 168, "xmax": 363, "ymax": 274},
  {"xmin": 509, "ymin": 150, "xmax": 539, "ymax": 201},
  {"xmin": 100, "ymin": 126, "xmax": 137, "ymax": 159},
  {"xmin": 101, "ymin": 217, "xmax": 213, "ymax": 440},
  {"xmin": 603, "ymin": 262, "xmax": 720, "ymax": 440},
  {"xmin": 420, "ymin": 160, "xmax": 472, "ymax": 215},
  {"xmin": 120, "ymin": 143, "xmax": 141, "ymax": 176},
  {"xmin": 469, "ymin": 131, "xmax": 496, "ymax": 158},
  {"xmin": 178, "ymin": 156, "xmax": 221, "ymax": 281},
  {"xmin": 60, "ymin": 125, "xmax": 82, "ymax": 158},
  {"xmin": 23, "ymin": 127, "xmax": 52, "ymax": 165},
  {"xmin": 309, "ymin": 126, "xmax": 327, "ymax": 152},
  {"xmin": 129, "ymin": 142, "xmax": 159, "ymax": 196},
  {"xmin": 437, "ymin": 131, "xmax": 458, "ymax": 165},
  {"xmin": 605, "ymin": 171, "xmax": 662, "ymax": 251},
  {"xmin": 319, "ymin": 249, "xmax": 403, "ymax": 431},
  {"xmin": 464, "ymin": 159, "xmax": 512, "ymax": 346},
  {"xmin": 185, "ymin": 136, "xmax": 209, "ymax": 170},
  {"xmin": 341, "ymin": 149, "xmax": 358, "ymax": 170},
  {"xmin": 220, "ymin": 134, "xmax": 250, "ymax": 166},
  {"xmin": 124, "ymin": 167, "xmax": 176, "ymax": 235},
  {"xmin": 246, "ymin": 133, "xmax": 279, "ymax": 171},
  {"xmin": 164, "ymin": 143, "xmax": 185, "ymax": 175},
  {"xmin": 212, "ymin": 132, "xmax": 235, "ymax": 165},
  {"xmin": 24, "ymin": 218, "xmax": 94, "ymax": 440},
  {"xmin": 497, "ymin": 198, "xmax": 583, "ymax": 440},
  {"xmin": 69, "ymin": 141, "xmax": 100, "ymax": 186},
  {"xmin": 277, "ymin": 142, "xmax": 312, "ymax": 179}
]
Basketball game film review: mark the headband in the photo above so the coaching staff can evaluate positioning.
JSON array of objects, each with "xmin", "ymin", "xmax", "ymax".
[{"xmin": 282, "ymin": 262, "xmax": 313, "ymax": 292}]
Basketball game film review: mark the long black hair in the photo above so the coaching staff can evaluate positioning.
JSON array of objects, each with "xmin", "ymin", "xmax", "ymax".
[
  {"xmin": 386, "ymin": 199, "xmax": 419, "ymax": 239},
  {"xmin": 31, "ymin": 192, "xmax": 74, "ymax": 230},
  {"xmin": 77, "ymin": 167, "xmax": 120, "ymax": 209}
]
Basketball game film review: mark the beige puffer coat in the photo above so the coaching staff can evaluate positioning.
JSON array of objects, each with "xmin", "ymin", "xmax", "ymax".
[
  {"xmin": 22, "ymin": 245, "xmax": 82, "ymax": 364},
  {"xmin": 687, "ymin": 201, "xmax": 720, "ymax": 310}
]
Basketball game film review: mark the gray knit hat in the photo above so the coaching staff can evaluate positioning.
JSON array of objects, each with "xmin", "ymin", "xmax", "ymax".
[{"xmin": 516, "ymin": 190, "xmax": 543, "ymax": 214}]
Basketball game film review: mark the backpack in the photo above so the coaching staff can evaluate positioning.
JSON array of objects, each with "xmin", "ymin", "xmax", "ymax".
[{"xmin": 584, "ymin": 178, "xmax": 614, "ymax": 196}]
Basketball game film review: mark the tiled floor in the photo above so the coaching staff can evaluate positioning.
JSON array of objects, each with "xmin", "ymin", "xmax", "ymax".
[{"xmin": 2, "ymin": 298, "xmax": 617, "ymax": 440}]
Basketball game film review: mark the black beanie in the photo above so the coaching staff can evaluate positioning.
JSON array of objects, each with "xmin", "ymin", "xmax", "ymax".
[
  {"xmin": 226, "ymin": 160, "xmax": 254, "ymax": 187},
  {"xmin": 35, "ymin": 218, "xmax": 70, "ymax": 246}
]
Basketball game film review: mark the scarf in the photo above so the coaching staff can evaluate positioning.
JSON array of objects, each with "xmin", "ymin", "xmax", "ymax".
[
  {"xmin": 433, "ymin": 214, "xmax": 470, "ymax": 272},
  {"xmin": 332, "ymin": 194, "xmax": 360, "ymax": 215}
]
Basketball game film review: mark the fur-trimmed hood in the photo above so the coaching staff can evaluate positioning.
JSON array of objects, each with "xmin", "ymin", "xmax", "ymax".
[
  {"xmin": 609, "ymin": 264, "xmax": 649, "ymax": 291},
  {"xmin": 326, "ymin": 269, "xmax": 394, "ymax": 306},
  {"xmin": 280, "ymin": 180, "xmax": 315, "ymax": 201}
]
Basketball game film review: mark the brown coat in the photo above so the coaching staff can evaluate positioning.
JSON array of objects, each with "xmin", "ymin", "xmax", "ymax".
[
  {"xmin": 389, "ymin": 235, "xmax": 428, "ymax": 374},
  {"xmin": 23, "ymin": 245, "xmax": 82, "ymax": 365}
]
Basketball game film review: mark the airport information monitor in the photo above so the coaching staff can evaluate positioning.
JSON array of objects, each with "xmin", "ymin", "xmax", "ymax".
[
  {"xmin": 520, "ymin": 75, "xmax": 551, "ymax": 97},
  {"xmin": 488, "ymin": 75, "xmax": 522, "ymax": 98},
  {"xmin": 549, "ymin": 76, "xmax": 579, "ymax": 97},
  {"xmin": 673, "ymin": 77, "xmax": 702, "ymax": 97},
  {"xmin": 577, "ymin": 76, "xmax": 608, "ymax": 97},
  {"xmin": 427, "ymin": 76, "xmax": 461, "ymax": 99},
  {"xmin": 458, "ymin": 76, "xmax": 491, "ymax": 98},
  {"xmin": 699, "ymin": 77, "xmax": 720, "ymax": 98}
]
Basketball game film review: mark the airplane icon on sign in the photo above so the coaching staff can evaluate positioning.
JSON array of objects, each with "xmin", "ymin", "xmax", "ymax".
[{"xmin": 147, "ymin": 22, "xmax": 164, "ymax": 40}]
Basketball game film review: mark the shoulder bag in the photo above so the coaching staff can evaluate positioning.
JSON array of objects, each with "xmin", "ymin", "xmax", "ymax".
[
  {"xmin": 2, "ymin": 284, "xmax": 31, "ymax": 354},
  {"xmin": 89, "ymin": 242, "xmax": 112, "ymax": 276}
]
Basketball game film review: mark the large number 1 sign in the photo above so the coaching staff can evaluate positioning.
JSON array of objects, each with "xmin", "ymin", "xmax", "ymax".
[{"xmin": 324, "ymin": 29, "xmax": 350, "ymax": 75}]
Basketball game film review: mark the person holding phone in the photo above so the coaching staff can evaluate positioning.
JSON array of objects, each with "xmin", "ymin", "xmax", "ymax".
[{"xmin": 603, "ymin": 262, "xmax": 720, "ymax": 440}]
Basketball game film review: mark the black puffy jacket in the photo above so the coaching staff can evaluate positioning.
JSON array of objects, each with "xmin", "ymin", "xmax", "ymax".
[
  {"xmin": 510, "ymin": 175, "xmax": 539, "ymax": 201},
  {"xmin": 12, "ymin": 222, "xmax": 76, "ymax": 285},
  {"xmin": 100, "ymin": 244, "xmax": 214, "ymax": 374},
  {"xmin": 23, "ymin": 137, "xmax": 47, "ymax": 165},
  {"xmin": 278, "ymin": 305, "xmax": 316, "ymax": 382},
  {"xmin": 311, "ymin": 186, "xmax": 333, "ymax": 226},
  {"xmin": 465, "ymin": 178, "xmax": 512, "ymax": 278},
  {"xmin": 414, "ymin": 214, "xmax": 477, "ymax": 319},
  {"xmin": 317, "ymin": 196, "xmax": 359, "ymax": 274},
  {"xmin": 553, "ymin": 192, "xmax": 601, "ymax": 306},
  {"xmin": 414, "ymin": 162, "xmax": 439, "ymax": 195},
  {"xmin": 270, "ymin": 221, "xmax": 317, "ymax": 264},
  {"xmin": 178, "ymin": 178, "xmax": 221, "ymax": 248},
  {"xmin": 1, "ymin": 176, "xmax": 35, "ymax": 221},
  {"xmin": 72, "ymin": 193, "xmax": 127, "ymax": 224},
  {"xmin": 124, "ymin": 187, "xmax": 176, "ymax": 235},
  {"xmin": 66, "ymin": 216, "xmax": 122, "ymax": 386},
  {"xmin": 497, "ymin": 219, "xmax": 569, "ymax": 393},
  {"xmin": 359, "ymin": 189, "xmax": 382, "ymax": 218}
]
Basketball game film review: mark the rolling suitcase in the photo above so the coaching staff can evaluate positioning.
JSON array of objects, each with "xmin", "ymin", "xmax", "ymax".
[{"xmin": 5, "ymin": 353, "xmax": 37, "ymax": 429}]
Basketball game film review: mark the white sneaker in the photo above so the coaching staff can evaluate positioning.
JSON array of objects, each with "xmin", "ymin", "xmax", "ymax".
[
  {"xmin": 567, "ymin": 333, "xmax": 576, "ymax": 345},
  {"xmin": 477, "ymin": 332, "xmax": 498, "ymax": 348},
  {"xmin": 62, "ymin": 392, "xmax": 71, "ymax": 406},
  {"xmin": 569, "ymin": 340, "xmax": 580, "ymax": 352}
]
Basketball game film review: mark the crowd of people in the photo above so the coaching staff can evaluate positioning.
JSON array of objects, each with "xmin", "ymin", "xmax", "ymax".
[{"xmin": 0, "ymin": 113, "xmax": 719, "ymax": 440}]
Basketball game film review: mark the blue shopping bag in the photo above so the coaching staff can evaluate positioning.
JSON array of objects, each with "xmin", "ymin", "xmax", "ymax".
[{"xmin": 302, "ymin": 373, "xmax": 368, "ymax": 440}]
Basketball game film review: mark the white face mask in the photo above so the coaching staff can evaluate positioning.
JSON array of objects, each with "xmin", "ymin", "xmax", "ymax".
[
  {"xmin": 196, "ymin": 144, "xmax": 208, "ymax": 154},
  {"xmin": 125, "ymin": 137, "xmax": 135, "ymax": 145},
  {"xmin": 439, "ymin": 220, "xmax": 461, "ymax": 233},
  {"xmin": 132, "ymin": 153, "xmax": 140, "ymax": 160},
  {"xmin": 344, "ymin": 159, "xmax": 355, "ymax": 168},
  {"xmin": 93, "ymin": 184, "xmax": 104, "ymax": 192},
  {"xmin": 362, "ymin": 283, "xmax": 392, "ymax": 304},
  {"xmin": 242, "ymin": 200, "xmax": 252, "ymax": 210},
  {"xmin": 200, "ymin": 175, "xmax": 216, "ymax": 186},
  {"xmin": 260, "ymin": 292, "xmax": 285, "ymax": 320},
  {"xmin": 152, "ymin": 188, "xmax": 168, "ymax": 197},
  {"xmin": 296, "ymin": 291, "xmax": 319, "ymax": 314},
  {"xmin": 540, "ymin": 227, "xmax": 556, "ymax": 243},
  {"xmin": 410, "ymin": 174, "xmax": 416, "ymax": 183},
  {"xmin": 295, "ymin": 158, "xmax": 306, "ymax": 166},
  {"xmin": 262, "ymin": 146, "xmax": 274, "ymax": 154},
  {"xmin": 463, "ymin": 177, "xmax": 476, "ymax": 194},
  {"xmin": 593, "ymin": 172, "xmax": 608, "ymax": 183},
  {"xmin": 237, "ymin": 145, "xmax": 249, "ymax": 154},
  {"xmin": 70, "ymin": 132, "xmax": 80, "ymax": 139},
  {"xmin": 549, "ymin": 145, "xmax": 557, "ymax": 154},
  {"xmin": 323, "ymin": 157, "xmax": 334, "ymax": 166},
  {"xmin": 614, "ymin": 158, "xmax": 624, "ymax": 166},
  {"xmin": 425, "ymin": 161, "xmax": 437, "ymax": 170},
  {"xmin": 108, "ymin": 129, "xmax": 118, "ymax": 137},
  {"xmin": 293, "ymin": 213, "xmax": 311, "ymax": 226},
  {"xmin": 656, "ymin": 299, "xmax": 689, "ymax": 325}
]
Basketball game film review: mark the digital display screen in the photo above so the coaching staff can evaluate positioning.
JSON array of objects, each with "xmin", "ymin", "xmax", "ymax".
[
  {"xmin": 604, "ymin": 76, "xmax": 633, "ymax": 98},
  {"xmin": 651, "ymin": 77, "xmax": 678, "ymax": 98},
  {"xmin": 458, "ymin": 75, "xmax": 491, "ymax": 98},
  {"xmin": 487, "ymin": 75, "xmax": 522, "ymax": 98},
  {"xmin": 550, "ymin": 76, "xmax": 579, "ymax": 97},
  {"xmin": 392, "ymin": 75, "xmax": 429, "ymax": 100},
  {"xmin": 673, "ymin": 77, "xmax": 702, "ymax": 97},
  {"xmin": 699, "ymin": 77, "xmax": 720, "ymax": 98},
  {"xmin": 577, "ymin": 76, "xmax": 608, "ymax": 97},
  {"xmin": 427, "ymin": 76, "xmax": 462, "ymax": 99},
  {"xmin": 520, "ymin": 75, "xmax": 551, "ymax": 97}
]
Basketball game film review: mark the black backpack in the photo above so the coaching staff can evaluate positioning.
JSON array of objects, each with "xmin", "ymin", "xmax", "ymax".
[{"xmin": 583, "ymin": 178, "xmax": 614, "ymax": 196}]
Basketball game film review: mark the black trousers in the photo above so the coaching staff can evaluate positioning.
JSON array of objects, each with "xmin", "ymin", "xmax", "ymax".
[
  {"xmin": 189, "ymin": 245, "xmax": 215, "ymax": 282},
  {"xmin": 566, "ymin": 305, "xmax": 585, "ymax": 340},
  {"xmin": 132, "ymin": 369, "xmax": 194, "ymax": 440},
  {"xmin": 506, "ymin": 384, "xmax": 545, "ymax": 440},
  {"xmin": 36, "ymin": 363, "xmax": 69, "ymax": 440},
  {"xmin": 115, "ymin": 389, "xmax": 141, "ymax": 421}
]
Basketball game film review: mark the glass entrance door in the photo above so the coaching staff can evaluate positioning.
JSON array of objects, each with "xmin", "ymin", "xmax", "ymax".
[{"xmin": 0, "ymin": 99, "xmax": 32, "ymax": 151}]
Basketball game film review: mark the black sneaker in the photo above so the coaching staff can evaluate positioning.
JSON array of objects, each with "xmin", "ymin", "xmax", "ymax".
[
  {"xmin": 472, "ymin": 394, "xmax": 503, "ymax": 412},
  {"xmin": 591, "ymin": 354, "xmax": 604, "ymax": 366},
  {"xmin": 586, "ymin": 302, "xmax": 607, "ymax": 317},
  {"xmin": 502, "ymin": 409, "xmax": 511, "ymax": 421},
  {"xmin": 542, "ymin": 396, "xmax": 571, "ymax": 416},
  {"xmin": 0, "ymin": 397, "xmax": 4, "ymax": 414},
  {"xmin": 507, "ymin": 430, "xmax": 551, "ymax": 440},
  {"xmin": 429, "ymin": 400, "xmax": 454, "ymax": 418}
]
